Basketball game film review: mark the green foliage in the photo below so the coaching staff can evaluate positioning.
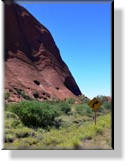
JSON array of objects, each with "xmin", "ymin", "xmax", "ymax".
[
  {"xmin": 6, "ymin": 137, "xmax": 38, "ymax": 149},
  {"xmin": 75, "ymin": 104, "xmax": 93, "ymax": 116},
  {"xmin": 45, "ymin": 100, "xmax": 71, "ymax": 115},
  {"xmin": 4, "ymin": 112, "xmax": 36, "ymax": 144},
  {"xmin": 4, "ymin": 97, "xmax": 111, "ymax": 149},
  {"xmin": 58, "ymin": 114, "xmax": 90, "ymax": 128},
  {"xmin": 15, "ymin": 88, "xmax": 31, "ymax": 100},
  {"xmin": 20, "ymin": 92, "xmax": 31, "ymax": 100},
  {"xmin": 5, "ymin": 100, "xmax": 71, "ymax": 128},
  {"xmin": 5, "ymin": 134, "xmax": 16, "ymax": 143},
  {"xmin": 78, "ymin": 95, "xmax": 90, "ymax": 104},
  {"xmin": 58, "ymin": 102, "xmax": 71, "ymax": 114},
  {"xmin": 4, "ymin": 111, "xmax": 23, "ymax": 129},
  {"xmin": 5, "ymin": 92, "xmax": 10, "ymax": 100},
  {"xmin": 95, "ymin": 126, "xmax": 103, "ymax": 135},
  {"xmin": 65, "ymin": 98, "xmax": 75, "ymax": 105},
  {"xmin": 102, "ymin": 102, "xmax": 111, "ymax": 110},
  {"xmin": 37, "ymin": 113, "xmax": 111, "ymax": 149},
  {"xmin": 14, "ymin": 128, "xmax": 36, "ymax": 138},
  {"xmin": 96, "ymin": 95, "xmax": 108, "ymax": 103},
  {"xmin": 6, "ymin": 101, "xmax": 59, "ymax": 128},
  {"xmin": 4, "ymin": 103, "xmax": 111, "ymax": 150}
]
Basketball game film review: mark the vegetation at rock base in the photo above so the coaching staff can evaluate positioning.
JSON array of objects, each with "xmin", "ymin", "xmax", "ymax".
[
  {"xmin": 4, "ymin": 98, "xmax": 112, "ymax": 150},
  {"xmin": 5, "ymin": 92, "xmax": 10, "ymax": 100},
  {"xmin": 15, "ymin": 89, "xmax": 32, "ymax": 100}
]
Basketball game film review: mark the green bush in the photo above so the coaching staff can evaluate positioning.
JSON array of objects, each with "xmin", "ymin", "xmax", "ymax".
[
  {"xmin": 78, "ymin": 95, "xmax": 90, "ymax": 104},
  {"xmin": 95, "ymin": 126, "xmax": 103, "ymax": 135},
  {"xmin": 20, "ymin": 91, "xmax": 31, "ymax": 100},
  {"xmin": 102, "ymin": 102, "xmax": 111, "ymax": 110},
  {"xmin": 96, "ymin": 95, "xmax": 108, "ymax": 103},
  {"xmin": 65, "ymin": 98, "xmax": 75, "ymax": 105},
  {"xmin": 15, "ymin": 88, "xmax": 31, "ymax": 100},
  {"xmin": 4, "ymin": 112, "xmax": 23, "ymax": 129},
  {"xmin": 6, "ymin": 101, "xmax": 59, "ymax": 128},
  {"xmin": 58, "ymin": 102, "xmax": 71, "ymax": 114},
  {"xmin": 45, "ymin": 99, "xmax": 60, "ymax": 105},
  {"xmin": 5, "ymin": 92, "xmax": 10, "ymax": 100},
  {"xmin": 5, "ymin": 134, "xmax": 16, "ymax": 143},
  {"xmin": 49, "ymin": 101, "xmax": 71, "ymax": 115},
  {"xmin": 75, "ymin": 104, "xmax": 93, "ymax": 116},
  {"xmin": 14, "ymin": 128, "xmax": 36, "ymax": 138}
]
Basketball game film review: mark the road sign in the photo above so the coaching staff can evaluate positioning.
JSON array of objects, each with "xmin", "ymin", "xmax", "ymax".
[
  {"xmin": 88, "ymin": 97, "xmax": 102, "ymax": 111},
  {"xmin": 88, "ymin": 98, "xmax": 102, "ymax": 125}
]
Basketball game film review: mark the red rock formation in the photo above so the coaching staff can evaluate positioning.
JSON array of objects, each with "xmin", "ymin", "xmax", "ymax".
[{"xmin": 4, "ymin": 2, "xmax": 81, "ymax": 102}]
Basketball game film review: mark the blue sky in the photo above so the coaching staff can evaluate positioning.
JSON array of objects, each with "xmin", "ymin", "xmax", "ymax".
[{"xmin": 18, "ymin": 1, "xmax": 111, "ymax": 99}]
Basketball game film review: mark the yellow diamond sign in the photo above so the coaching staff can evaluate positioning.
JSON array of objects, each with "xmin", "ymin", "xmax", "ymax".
[{"xmin": 88, "ymin": 98, "xmax": 102, "ymax": 111}]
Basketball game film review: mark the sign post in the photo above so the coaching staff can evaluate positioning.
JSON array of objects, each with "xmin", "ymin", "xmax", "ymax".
[
  {"xmin": 94, "ymin": 111, "xmax": 96, "ymax": 125},
  {"xmin": 88, "ymin": 98, "xmax": 102, "ymax": 125}
]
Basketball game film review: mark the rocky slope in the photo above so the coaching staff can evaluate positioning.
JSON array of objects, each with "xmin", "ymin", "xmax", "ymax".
[{"xmin": 4, "ymin": 2, "xmax": 81, "ymax": 102}]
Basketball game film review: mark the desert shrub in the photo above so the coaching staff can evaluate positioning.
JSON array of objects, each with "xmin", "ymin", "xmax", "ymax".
[
  {"xmin": 58, "ymin": 102, "xmax": 71, "ymax": 114},
  {"xmin": 20, "ymin": 91, "xmax": 32, "ymax": 100},
  {"xmin": 5, "ymin": 111, "xmax": 19, "ymax": 119},
  {"xmin": 65, "ymin": 98, "xmax": 75, "ymax": 105},
  {"xmin": 49, "ymin": 101, "xmax": 71, "ymax": 115},
  {"xmin": 5, "ymin": 134, "xmax": 16, "ymax": 143},
  {"xmin": 9, "ymin": 139, "xmax": 31, "ymax": 149},
  {"xmin": 78, "ymin": 95, "xmax": 90, "ymax": 104},
  {"xmin": 5, "ymin": 92, "xmax": 10, "ymax": 100},
  {"xmin": 4, "ymin": 112, "xmax": 23, "ymax": 129},
  {"xmin": 98, "ymin": 106, "xmax": 104, "ymax": 112},
  {"xmin": 95, "ymin": 126, "xmax": 103, "ymax": 135},
  {"xmin": 6, "ymin": 101, "xmax": 59, "ymax": 128},
  {"xmin": 96, "ymin": 95, "xmax": 108, "ymax": 103},
  {"xmin": 75, "ymin": 104, "xmax": 93, "ymax": 116},
  {"xmin": 5, "ymin": 102, "xmax": 21, "ymax": 114},
  {"xmin": 15, "ymin": 88, "xmax": 31, "ymax": 100},
  {"xmin": 102, "ymin": 102, "xmax": 111, "ymax": 110},
  {"xmin": 45, "ymin": 99, "xmax": 60, "ymax": 105},
  {"xmin": 14, "ymin": 128, "xmax": 36, "ymax": 138},
  {"xmin": 73, "ymin": 140, "xmax": 82, "ymax": 149}
]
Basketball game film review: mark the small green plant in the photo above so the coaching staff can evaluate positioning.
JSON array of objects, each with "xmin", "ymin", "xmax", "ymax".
[
  {"xmin": 102, "ymin": 102, "xmax": 111, "ymax": 110},
  {"xmin": 50, "ymin": 101, "xmax": 71, "ymax": 115},
  {"xmin": 96, "ymin": 95, "xmax": 108, "ymax": 103},
  {"xmin": 58, "ymin": 102, "xmax": 71, "ymax": 114},
  {"xmin": 14, "ymin": 128, "xmax": 36, "ymax": 138},
  {"xmin": 5, "ymin": 92, "xmax": 10, "ymax": 100},
  {"xmin": 15, "ymin": 88, "xmax": 31, "ymax": 100},
  {"xmin": 4, "ymin": 111, "xmax": 23, "ymax": 129},
  {"xmin": 65, "ymin": 98, "xmax": 75, "ymax": 105},
  {"xmin": 78, "ymin": 95, "xmax": 90, "ymax": 104},
  {"xmin": 5, "ymin": 134, "xmax": 16, "ymax": 143},
  {"xmin": 95, "ymin": 126, "xmax": 103, "ymax": 135},
  {"xmin": 75, "ymin": 104, "xmax": 93, "ymax": 116}
]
